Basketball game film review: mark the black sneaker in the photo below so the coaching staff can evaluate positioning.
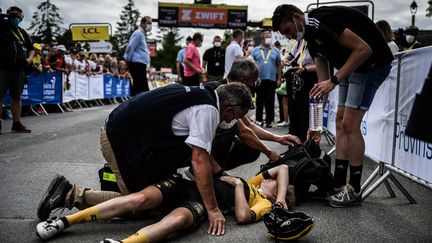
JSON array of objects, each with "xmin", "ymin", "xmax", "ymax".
[
  {"xmin": 11, "ymin": 121, "xmax": 31, "ymax": 133},
  {"xmin": 327, "ymin": 184, "xmax": 362, "ymax": 208},
  {"xmin": 37, "ymin": 174, "xmax": 72, "ymax": 221}
]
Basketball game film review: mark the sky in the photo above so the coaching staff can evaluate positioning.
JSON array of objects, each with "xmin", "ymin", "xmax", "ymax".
[{"xmin": 2, "ymin": 0, "xmax": 431, "ymax": 52}]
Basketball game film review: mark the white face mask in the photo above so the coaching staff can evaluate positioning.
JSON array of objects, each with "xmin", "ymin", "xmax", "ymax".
[
  {"xmin": 406, "ymin": 35, "xmax": 415, "ymax": 44},
  {"xmin": 197, "ymin": 41, "xmax": 203, "ymax": 47},
  {"xmin": 293, "ymin": 17, "xmax": 304, "ymax": 42},
  {"xmin": 247, "ymin": 46, "xmax": 253, "ymax": 52},
  {"xmin": 264, "ymin": 38, "xmax": 272, "ymax": 46},
  {"xmin": 218, "ymin": 119, "xmax": 237, "ymax": 129},
  {"xmin": 145, "ymin": 24, "xmax": 152, "ymax": 32},
  {"xmin": 214, "ymin": 42, "xmax": 221, "ymax": 47}
]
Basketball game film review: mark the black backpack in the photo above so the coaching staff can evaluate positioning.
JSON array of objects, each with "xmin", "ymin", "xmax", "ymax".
[{"xmin": 259, "ymin": 140, "xmax": 334, "ymax": 204}]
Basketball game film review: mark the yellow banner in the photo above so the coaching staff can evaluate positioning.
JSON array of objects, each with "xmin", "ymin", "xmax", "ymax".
[
  {"xmin": 71, "ymin": 25, "xmax": 110, "ymax": 41},
  {"xmin": 262, "ymin": 18, "xmax": 272, "ymax": 27}
]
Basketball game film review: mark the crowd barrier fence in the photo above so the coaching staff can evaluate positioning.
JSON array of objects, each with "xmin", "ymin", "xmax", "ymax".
[{"xmin": 323, "ymin": 46, "xmax": 432, "ymax": 202}]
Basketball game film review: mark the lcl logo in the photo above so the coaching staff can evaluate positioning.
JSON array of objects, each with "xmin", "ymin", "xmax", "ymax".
[{"xmin": 81, "ymin": 28, "xmax": 101, "ymax": 34}]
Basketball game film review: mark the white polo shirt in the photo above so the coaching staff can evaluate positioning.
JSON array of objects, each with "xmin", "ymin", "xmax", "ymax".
[
  {"xmin": 224, "ymin": 41, "xmax": 243, "ymax": 79},
  {"xmin": 171, "ymin": 91, "xmax": 220, "ymax": 153}
]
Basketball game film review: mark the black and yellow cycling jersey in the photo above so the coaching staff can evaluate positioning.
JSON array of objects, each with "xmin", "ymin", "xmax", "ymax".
[{"xmin": 246, "ymin": 172, "xmax": 273, "ymax": 222}]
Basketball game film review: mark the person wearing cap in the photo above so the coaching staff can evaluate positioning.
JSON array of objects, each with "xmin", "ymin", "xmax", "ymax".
[
  {"xmin": 32, "ymin": 43, "xmax": 43, "ymax": 73},
  {"xmin": 0, "ymin": 6, "xmax": 34, "ymax": 134},
  {"xmin": 176, "ymin": 36, "xmax": 192, "ymax": 83},
  {"xmin": 124, "ymin": 16, "xmax": 152, "ymax": 96}
]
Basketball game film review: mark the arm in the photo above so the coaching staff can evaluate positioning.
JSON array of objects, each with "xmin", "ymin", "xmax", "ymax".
[
  {"xmin": 26, "ymin": 50, "xmax": 35, "ymax": 65},
  {"xmin": 310, "ymin": 28, "xmax": 372, "ymax": 98},
  {"xmin": 236, "ymin": 118, "xmax": 279, "ymax": 161},
  {"xmin": 191, "ymin": 145, "xmax": 226, "ymax": 236},
  {"xmin": 184, "ymin": 58, "xmax": 203, "ymax": 74},
  {"xmin": 267, "ymin": 165, "xmax": 289, "ymax": 208},
  {"xmin": 241, "ymin": 117, "xmax": 300, "ymax": 146},
  {"xmin": 124, "ymin": 32, "xmax": 141, "ymax": 62},
  {"xmin": 219, "ymin": 176, "xmax": 253, "ymax": 224},
  {"xmin": 277, "ymin": 61, "xmax": 283, "ymax": 87},
  {"xmin": 176, "ymin": 61, "xmax": 182, "ymax": 82}
]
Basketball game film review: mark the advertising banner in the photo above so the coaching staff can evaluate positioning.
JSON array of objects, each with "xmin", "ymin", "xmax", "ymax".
[
  {"xmin": 103, "ymin": 75, "xmax": 115, "ymax": 99},
  {"xmin": 63, "ymin": 72, "xmax": 76, "ymax": 103},
  {"xmin": 88, "ymin": 74, "xmax": 104, "ymax": 100},
  {"xmin": 42, "ymin": 71, "xmax": 62, "ymax": 104},
  {"xmin": 75, "ymin": 73, "xmax": 89, "ymax": 100},
  {"xmin": 158, "ymin": 2, "xmax": 247, "ymax": 29},
  {"xmin": 71, "ymin": 24, "xmax": 110, "ymax": 41},
  {"xmin": 393, "ymin": 47, "xmax": 432, "ymax": 183}
]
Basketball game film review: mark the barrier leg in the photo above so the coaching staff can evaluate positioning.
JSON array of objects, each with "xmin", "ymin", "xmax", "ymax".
[
  {"xmin": 384, "ymin": 179, "xmax": 397, "ymax": 198},
  {"xmin": 362, "ymin": 170, "xmax": 391, "ymax": 201},
  {"xmin": 39, "ymin": 104, "xmax": 48, "ymax": 115},
  {"xmin": 66, "ymin": 102, "xmax": 74, "ymax": 110},
  {"xmin": 29, "ymin": 105, "xmax": 40, "ymax": 116},
  {"xmin": 57, "ymin": 104, "xmax": 64, "ymax": 113},
  {"xmin": 75, "ymin": 100, "xmax": 83, "ymax": 109},
  {"xmin": 361, "ymin": 165, "xmax": 380, "ymax": 192},
  {"xmin": 388, "ymin": 173, "xmax": 417, "ymax": 204}
]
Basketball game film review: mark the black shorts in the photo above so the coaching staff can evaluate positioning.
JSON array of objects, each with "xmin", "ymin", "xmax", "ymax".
[
  {"xmin": 152, "ymin": 175, "xmax": 206, "ymax": 227},
  {"xmin": 0, "ymin": 70, "xmax": 25, "ymax": 101}
]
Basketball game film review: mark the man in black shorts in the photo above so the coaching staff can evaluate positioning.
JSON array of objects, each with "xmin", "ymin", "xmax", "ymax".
[
  {"xmin": 0, "ymin": 6, "xmax": 34, "ymax": 134},
  {"xmin": 272, "ymin": 4, "xmax": 393, "ymax": 207}
]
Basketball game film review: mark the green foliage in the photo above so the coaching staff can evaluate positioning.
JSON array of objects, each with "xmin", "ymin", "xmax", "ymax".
[
  {"xmin": 114, "ymin": 0, "xmax": 140, "ymax": 56},
  {"xmin": 29, "ymin": 0, "xmax": 64, "ymax": 45},
  {"xmin": 221, "ymin": 29, "xmax": 232, "ymax": 48},
  {"xmin": 427, "ymin": 0, "xmax": 432, "ymax": 17},
  {"xmin": 151, "ymin": 28, "xmax": 182, "ymax": 71}
]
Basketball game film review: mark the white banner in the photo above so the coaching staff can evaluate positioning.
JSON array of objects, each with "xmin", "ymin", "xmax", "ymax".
[
  {"xmin": 88, "ymin": 74, "xmax": 104, "ymax": 100},
  {"xmin": 75, "ymin": 73, "xmax": 89, "ymax": 100},
  {"xmin": 62, "ymin": 72, "xmax": 76, "ymax": 103},
  {"xmin": 394, "ymin": 47, "xmax": 432, "ymax": 183}
]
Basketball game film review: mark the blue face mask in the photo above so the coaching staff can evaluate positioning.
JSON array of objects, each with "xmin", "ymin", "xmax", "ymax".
[
  {"xmin": 10, "ymin": 17, "xmax": 22, "ymax": 27},
  {"xmin": 43, "ymin": 50, "xmax": 49, "ymax": 56}
]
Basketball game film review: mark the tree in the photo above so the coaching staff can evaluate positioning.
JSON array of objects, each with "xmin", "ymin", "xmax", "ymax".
[
  {"xmin": 427, "ymin": 0, "xmax": 432, "ymax": 17},
  {"xmin": 114, "ymin": 0, "xmax": 140, "ymax": 56},
  {"xmin": 29, "ymin": 0, "xmax": 64, "ymax": 44},
  {"xmin": 151, "ymin": 28, "xmax": 182, "ymax": 71},
  {"xmin": 221, "ymin": 29, "xmax": 232, "ymax": 48}
]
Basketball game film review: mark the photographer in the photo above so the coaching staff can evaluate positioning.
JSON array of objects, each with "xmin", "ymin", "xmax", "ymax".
[{"xmin": 0, "ymin": 6, "xmax": 34, "ymax": 134}]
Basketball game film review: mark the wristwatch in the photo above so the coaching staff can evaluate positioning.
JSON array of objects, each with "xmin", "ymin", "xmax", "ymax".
[{"xmin": 330, "ymin": 75, "xmax": 339, "ymax": 85}]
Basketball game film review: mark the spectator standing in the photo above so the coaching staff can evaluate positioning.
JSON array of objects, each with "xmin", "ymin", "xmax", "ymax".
[
  {"xmin": 272, "ymin": 4, "xmax": 393, "ymax": 207},
  {"xmin": 176, "ymin": 36, "xmax": 192, "ymax": 84},
  {"xmin": 251, "ymin": 31, "xmax": 282, "ymax": 128},
  {"xmin": 243, "ymin": 39, "xmax": 255, "ymax": 58},
  {"xmin": 31, "ymin": 43, "xmax": 43, "ymax": 74},
  {"xmin": 203, "ymin": 36, "xmax": 225, "ymax": 82},
  {"xmin": 183, "ymin": 32, "xmax": 206, "ymax": 86},
  {"xmin": 403, "ymin": 25, "xmax": 422, "ymax": 51},
  {"xmin": 124, "ymin": 16, "xmax": 152, "ymax": 96},
  {"xmin": 224, "ymin": 29, "xmax": 244, "ymax": 79},
  {"xmin": 0, "ymin": 6, "xmax": 34, "ymax": 134},
  {"xmin": 376, "ymin": 20, "xmax": 399, "ymax": 55}
]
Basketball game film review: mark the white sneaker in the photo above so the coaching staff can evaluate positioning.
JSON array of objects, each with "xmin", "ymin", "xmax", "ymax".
[
  {"xmin": 277, "ymin": 121, "xmax": 289, "ymax": 127},
  {"xmin": 36, "ymin": 216, "xmax": 66, "ymax": 240},
  {"xmin": 101, "ymin": 239, "xmax": 122, "ymax": 243}
]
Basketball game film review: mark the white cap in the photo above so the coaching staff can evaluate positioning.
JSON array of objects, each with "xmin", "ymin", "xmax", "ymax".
[{"xmin": 57, "ymin": 45, "xmax": 67, "ymax": 52}]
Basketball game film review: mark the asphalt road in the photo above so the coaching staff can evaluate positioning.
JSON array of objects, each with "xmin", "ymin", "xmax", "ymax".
[{"xmin": 1, "ymin": 104, "xmax": 431, "ymax": 243}]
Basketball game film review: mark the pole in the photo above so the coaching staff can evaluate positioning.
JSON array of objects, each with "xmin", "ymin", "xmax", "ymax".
[{"xmin": 411, "ymin": 14, "xmax": 415, "ymax": 26}]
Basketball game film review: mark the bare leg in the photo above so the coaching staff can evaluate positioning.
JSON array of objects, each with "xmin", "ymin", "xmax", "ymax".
[
  {"xmin": 282, "ymin": 97, "xmax": 289, "ymax": 123},
  {"xmin": 335, "ymin": 107, "xmax": 349, "ymax": 160},
  {"xmin": 121, "ymin": 207, "xmax": 195, "ymax": 243},
  {"xmin": 10, "ymin": 97, "xmax": 21, "ymax": 122},
  {"xmin": 341, "ymin": 107, "xmax": 367, "ymax": 167}
]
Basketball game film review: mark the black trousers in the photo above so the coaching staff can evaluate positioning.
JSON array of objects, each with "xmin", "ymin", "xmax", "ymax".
[
  {"xmin": 183, "ymin": 73, "xmax": 200, "ymax": 86},
  {"xmin": 211, "ymin": 125, "xmax": 261, "ymax": 170},
  {"xmin": 255, "ymin": 80, "xmax": 277, "ymax": 125},
  {"xmin": 129, "ymin": 62, "xmax": 149, "ymax": 96},
  {"xmin": 289, "ymin": 72, "xmax": 317, "ymax": 142},
  {"xmin": 277, "ymin": 93, "xmax": 285, "ymax": 122}
]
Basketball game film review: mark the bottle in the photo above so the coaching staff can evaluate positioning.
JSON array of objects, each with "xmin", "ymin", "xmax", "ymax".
[{"xmin": 309, "ymin": 97, "xmax": 323, "ymax": 131}]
